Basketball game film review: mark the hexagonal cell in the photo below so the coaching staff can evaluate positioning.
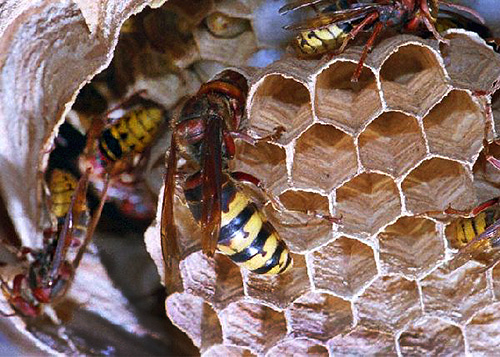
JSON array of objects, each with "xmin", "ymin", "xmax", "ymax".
[
  {"xmin": 267, "ymin": 338, "xmax": 328, "ymax": 357},
  {"xmin": 180, "ymin": 251, "xmax": 244, "ymax": 311},
  {"xmin": 465, "ymin": 303, "xmax": 500, "ymax": 355},
  {"xmin": 420, "ymin": 261, "xmax": 490, "ymax": 324},
  {"xmin": 380, "ymin": 44, "xmax": 448, "ymax": 117},
  {"xmin": 309, "ymin": 237, "xmax": 377, "ymax": 299},
  {"xmin": 219, "ymin": 301, "xmax": 286, "ymax": 355},
  {"xmin": 203, "ymin": 345, "xmax": 256, "ymax": 357},
  {"xmin": 291, "ymin": 124, "xmax": 357, "ymax": 192},
  {"xmin": 242, "ymin": 254, "xmax": 309, "ymax": 310},
  {"xmin": 358, "ymin": 111, "xmax": 426, "ymax": 178},
  {"xmin": 423, "ymin": 90, "xmax": 484, "ymax": 162},
  {"xmin": 402, "ymin": 158, "xmax": 476, "ymax": 214},
  {"xmin": 378, "ymin": 217, "xmax": 444, "ymax": 279},
  {"xmin": 232, "ymin": 139, "xmax": 287, "ymax": 196},
  {"xmin": 440, "ymin": 33, "xmax": 500, "ymax": 93},
  {"xmin": 355, "ymin": 275, "xmax": 421, "ymax": 332},
  {"xmin": 166, "ymin": 292, "xmax": 223, "ymax": 353},
  {"xmin": 328, "ymin": 326, "xmax": 397, "ymax": 356},
  {"xmin": 265, "ymin": 190, "xmax": 332, "ymax": 253},
  {"xmin": 249, "ymin": 74, "xmax": 313, "ymax": 145},
  {"xmin": 314, "ymin": 61, "xmax": 382, "ymax": 134},
  {"xmin": 336, "ymin": 173, "xmax": 402, "ymax": 237},
  {"xmin": 398, "ymin": 317, "xmax": 465, "ymax": 356},
  {"xmin": 286, "ymin": 291, "xmax": 353, "ymax": 342},
  {"xmin": 473, "ymin": 144, "xmax": 500, "ymax": 203}
]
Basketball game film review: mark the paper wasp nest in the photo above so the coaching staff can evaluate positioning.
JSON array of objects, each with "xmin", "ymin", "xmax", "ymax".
[
  {"xmin": 0, "ymin": 0, "xmax": 500, "ymax": 355},
  {"xmin": 146, "ymin": 28, "xmax": 500, "ymax": 357}
]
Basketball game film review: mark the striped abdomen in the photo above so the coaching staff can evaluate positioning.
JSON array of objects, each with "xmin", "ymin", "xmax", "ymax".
[
  {"xmin": 99, "ymin": 107, "xmax": 163, "ymax": 162},
  {"xmin": 47, "ymin": 169, "xmax": 89, "ymax": 236},
  {"xmin": 292, "ymin": 0, "xmax": 352, "ymax": 57},
  {"xmin": 184, "ymin": 173, "xmax": 292, "ymax": 275},
  {"xmin": 295, "ymin": 23, "xmax": 351, "ymax": 56},
  {"xmin": 48, "ymin": 169, "xmax": 79, "ymax": 222},
  {"xmin": 454, "ymin": 208, "xmax": 500, "ymax": 248}
]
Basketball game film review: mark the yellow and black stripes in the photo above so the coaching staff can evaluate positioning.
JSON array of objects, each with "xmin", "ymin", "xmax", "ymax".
[
  {"xmin": 99, "ymin": 107, "xmax": 164, "ymax": 162},
  {"xmin": 184, "ymin": 173, "xmax": 292, "ymax": 275},
  {"xmin": 47, "ymin": 169, "xmax": 89, "ymax": 235},
  {"xmin": 296, "ymin": 24, "xmax": 351, "ymax": 56},
  {"xmin": 289, "ymin": 0, "xmax": 352, "ymax": 57},
  {"xmin": 455, "ymin": 208, "xmax": 500, "ymax": 248},
  {"xmin": 48, "ymin": 169, "xmax": 79, "ymax": 222}
]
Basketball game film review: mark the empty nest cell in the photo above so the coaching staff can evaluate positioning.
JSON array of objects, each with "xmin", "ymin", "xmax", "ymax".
[
  {"xmin": 328, "ymin": 326, "xmax": 396, "ymax": 356},
  {"xmin": 465, "ymin": 303, "xmax": 500, "ymax": 355},
  {"xmin": 439, "ymin": 33, "xmax": 500, "ymax": 93},
  {"xmin": 420, "ymin": 262, "xmax": 490, "ymax": 324},
  {"xmin": 266, "ymin": 190, "xmax": 332, "ymax": 253},
  {"xmin": 286, "ymin": 291, "xmax": 353, "ymax": 342},
  {"xmin": 378, "ymin": 217, "xmax": 444, "ymax": 279},
  {"xmin": 401, "ymin": 158, "xmax": 476, "ymax": 214},
  {"xmin": 397, "ymin": 317, "xmax": 465, "ymax": 356},
  {"xmin": 219, "ymin": 301, "xmax": 287, "ymax": 355},
  {"xmin": 309, "ymin": 237, "xmax": 377, "ymax": 299},
  {"xmin": 380, "ymin": 44, "xmax": 448, "ymax": 117},
  {"xmin": 242, "ymin": 255, "xmax": 309, "ymax": 310},
  {"xmin": 166, "ymin": 292, "xmax": 223, "ymax": 352},
  {"xmin": 232, "ymin": 139, "xmax": 287, "ymax": 196},
  {"xmin": 358, "ymin": 111, "xmax": 426, "ymax": 178},
  {"xmin": 355, "ymin": 275, "xmax": 421, "ymax": 332},
  {"xmin": 423, "ymin": 90, "xmax": 484, "ymax": 162},
  {"xmin": 278, "ymin": 189, "xmax": 329, "ymax": 213},
  {"xmin": 248, "ymin": 74, "xmax": 313, "ymax": 145},
  {"xmin": 335, "ymin": 173, "xmax": 402, "ymax": 237},
  {"xmin": 314, "ymin": 61, "xmax": 382, "ymax": 134},
  {"xmin": 179, "ymin": 252, "xmax": 244, "ymax": 311},
  {"xmin": 291, "ymin": 124, "xmax": 357, "ymax": 192}
]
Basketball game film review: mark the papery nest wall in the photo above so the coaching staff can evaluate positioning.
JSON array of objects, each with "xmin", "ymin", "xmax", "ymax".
[{"xmin": 0, "ymin": 0, "xmax": 181, "ymax": 354}]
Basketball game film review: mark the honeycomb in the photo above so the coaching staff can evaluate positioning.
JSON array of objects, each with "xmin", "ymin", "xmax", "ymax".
[
  {"xmin": 142, "ymin": 32, "xmax": 500, "ymax": 355},
  {"xmin": 1, "ymin": 0, "xmax": 500, "ymax": 354}
]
